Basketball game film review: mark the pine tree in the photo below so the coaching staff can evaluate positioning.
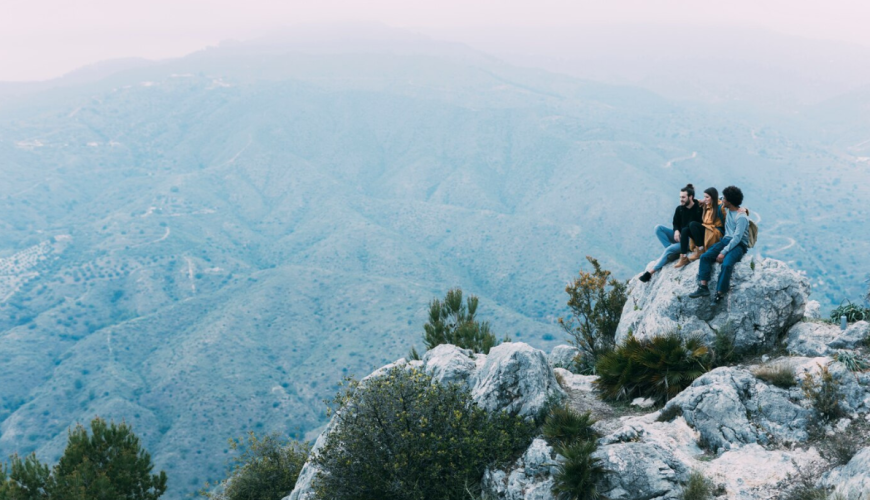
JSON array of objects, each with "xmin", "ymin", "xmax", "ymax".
[
  {"xmin": 421, "ymin": 288, "xmax": 504, "ymax": 354},
  {"xmin": 0, "ymin": 454, "xmax": 51, "ymax": 500},
  {"xmin": 49, "ymin": 417, "xmax": 167, "ymax": 500}
]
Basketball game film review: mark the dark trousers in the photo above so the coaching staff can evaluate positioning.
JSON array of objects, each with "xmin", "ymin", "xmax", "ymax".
[
  {"xmin": 698, "ymin": 237, "xmax": 747, "ymax": 293},
  {"xmin": 679, "ymin": 221, "xmax": 706, "ymax": 254}
]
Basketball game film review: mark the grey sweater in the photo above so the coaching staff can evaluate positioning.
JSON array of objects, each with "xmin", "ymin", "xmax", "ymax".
[{"xmin": 722, "ymin": 210, "xmax": 750, "ymax": 254}]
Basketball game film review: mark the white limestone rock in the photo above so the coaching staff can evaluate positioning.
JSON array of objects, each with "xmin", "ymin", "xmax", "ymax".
[
  {"xmin": 618, "ymin": 258, "xmax": 809, "ymax": 354},
  {"xmin": 421, "ymin": 344, "xmax": 477, "ymax": 385},
  {"xmin": 658, "ymin": 367, "xmax": 811, "ymax": 452},
  {"xmin": 786, "ymin": 320, "xmax": 870, "ymax": 356},
  {"xmin": 819, "ymin": 446, "xmax": 870, "ymax": 497},
  {"xmin": 483, "ymin": 438, "xmax": 559, "ymax": 500},
  {"xmin": 471, "ymin": 342, "xmax": 566, "ymax": 418},
  {"xmin": 548, "ymin": 345, "xmax": 580, "ymax": 370},
  {"xmin": 804, "ymin": 300, "xmax": 822, "ymax": 320}
]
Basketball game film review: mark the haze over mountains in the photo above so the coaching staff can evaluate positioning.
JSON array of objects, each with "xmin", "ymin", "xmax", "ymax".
[{"xmin": 1, "ymin": 24, "xmax": 869, "ymax": 498}]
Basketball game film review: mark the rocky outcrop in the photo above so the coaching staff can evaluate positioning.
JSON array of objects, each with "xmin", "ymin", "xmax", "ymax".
[
  {"xmin": 658, "ymin": 367, "xmax": 811, "ymax": 452},
  {"xmin": 819, "ymin": 446, "xmax": 870, "ymax": 497},
  {"xmin": 483, "ymin": 438, "xmax": 558, "ymax": 500},
  {"xmin": 618, "ymin": 258, "xmax": 809, "ymax": 354},
  {"xmin": 471, "ymin": 343, "xmax": 566, "ymax": 418},
  {"xmin": 284, "ymin": 342, "xmax": 564, "ymax": 500},
  {"xmin": 786, "ymin": 320, "xmax": 869, "ymax": 357},
  {"xmin": 547, "ymin": 345, "xmax": 579, "ymax": 370}
]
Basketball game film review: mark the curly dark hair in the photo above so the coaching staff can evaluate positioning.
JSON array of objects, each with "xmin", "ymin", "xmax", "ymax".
[{"xmin": 722, "ymin": 185, "xmax": 743, "ymax": 208}]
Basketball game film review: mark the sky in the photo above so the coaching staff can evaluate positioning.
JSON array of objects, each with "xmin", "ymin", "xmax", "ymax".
[{"xmin": 3, "ymin": 0, "xmax": 870, "ymax": 81}]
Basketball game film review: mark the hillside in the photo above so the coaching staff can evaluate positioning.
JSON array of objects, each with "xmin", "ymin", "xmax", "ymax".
[{"xmin": 2, "ymin": 30, "xmax": 869, "ymax": 498}]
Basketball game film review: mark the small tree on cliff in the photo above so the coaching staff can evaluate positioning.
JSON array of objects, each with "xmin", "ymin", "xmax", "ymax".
[
  {"xmin": 559, "ymin": 256, "xmax": 627, "ymax": 373},
  {"xmin": 420, "ymin": 288, "xmax": 505, "ymax": 355}
]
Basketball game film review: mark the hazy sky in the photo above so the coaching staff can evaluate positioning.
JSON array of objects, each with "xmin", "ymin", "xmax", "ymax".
[{"xmin": 3, "ymin": 0, "xmax": 870, "ymax": 81}]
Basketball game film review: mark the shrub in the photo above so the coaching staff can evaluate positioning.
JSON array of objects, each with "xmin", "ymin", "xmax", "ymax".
[
  {"xmin": 551, "ymin": 440, "xmax": 604, "ymax": 500},
  {"xmin": 710, "ymin": 321, "xmax": 739, "ymax": 367},
  {"xmin": 0, "ymin": 417, "xmax": 166, "ymax": 500},
  {"xmin": 542, "ymin": 405, "xmax": 597, "ymax": 449},
  {"xmin": 680, "ymin": 470, "xmax": 714, "ymax": 500},
  {"xmin": 595, "ymin": 332, "xmax": 710, "ymax": 403},
  {"xmin": 311, "ymin": 367, "xmax": 534, "ymax": 500},
  {"xmin": 833, "ymin": 351, "xmax": 869, "ymax": 372},
  {"xmin": 200, "ymin": 432, "xmax": 310, "ymax": 500},
  {"xmin": 801, "ymin": 364, "xmax": 844, "ymax": 422},
  {"xmin": 829, "ymin": 300, "xmax": 869, "ymax": 323},
  {"xmin": 420, "ymin": 289, "xmax": 504, "ymax": 354},
  {"xmin": 753, "ymin": 362, "xmax": 797, "ymax": 388},
  {"xmin": 558, "ymin": 257, "xmax": 628, "ymax": 373}
]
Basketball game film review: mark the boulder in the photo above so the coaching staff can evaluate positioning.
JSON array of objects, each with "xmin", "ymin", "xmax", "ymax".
[
  {"xmin": 593, "ymin": 442, "xmax": 689, "ymax": 500},
  {"xmin": 421, "ymin": 344, "xmax": 477, "ymax": 385},
  {"xmin": 658, "ymin": 367, "xmax": 810, "ymax": 452},
  {"xmin": 548, "ymin": 345, "xmax": 580, "ymax": 370},
  {"xmin": 804, "ymin": 300, "xmax": 822, "ymax": 320},
  {"xmin": 819, "ymin": 446, "xmax": 870, "ymax": 497},
  {"xmin": 786, "ymin": 320, "xmax": 870, "ymax": 356},
  {"xmin": 617, "ymin": 258, "xmax": 809, "ymax": 354},
  {"xmin": 482, "ymin": 438, "xmax": 558, "ymax": 500},
  {"xmin": 792, "ymin": 356, "xmax": 870, "ymax": 415},
  {"xmin": 471, "ymin": 342, "xmax": 566, "ymax": 418}
]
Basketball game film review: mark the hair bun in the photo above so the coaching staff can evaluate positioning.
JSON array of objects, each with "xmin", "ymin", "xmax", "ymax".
[{"xmin": 686, "ymin": 183, "xmax": 694, "ymax": 189}]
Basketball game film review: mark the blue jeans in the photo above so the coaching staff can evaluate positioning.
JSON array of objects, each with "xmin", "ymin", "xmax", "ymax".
[
  {"xmin": 698, "ymin": 237, "xmax": 747, "ymax": 293},
  {"xmin": 652, "ymin": 225, "xmax": 681, "ymax": 272}
]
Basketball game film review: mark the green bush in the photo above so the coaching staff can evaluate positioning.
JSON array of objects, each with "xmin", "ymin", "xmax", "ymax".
[
  {"xmin": 0, "ymin": 417, "xmax": 166, "ymax": 500},
  {"xmin": 542, "ymin": 404, "xmax": 604, "ymax": 500},
  {"xmin": 801, "ymin": 364, "xmax": 844, "ymax": 422},
  {"xmin": 542, "ymin": 405, "xmax": 597, "ymax": 449},
  {"xmin": 200, "ymin": 432, "xmax": 310, "ymax": 500},
  {"xmin": 833, "ymin": 351, "xmax": 869, "ymax": 372},
  {"xmin": 311, "ymin": 367, "xmax": 534, "ymax": 500},
  {"xmin": 829, "ymin": 300, "xmax": 869, "ymax": 323},
  {"xmin": 595, "ymin": 333, "xmax": 710, "ymax": 402},
  {"xmin": 711, "ymin": 321, "xmax": 739, "ymax": 366},
  {"xmin": 680, "ymin": 470, "xmax": 714, "ymax": 500},
  {"xmin": 558, "ymin": 257, "xmax": 628, "ymax": 373},
  {"xmin": 551, "ymin": 440, "xmax": 604, "ymax": 500},
  {"xmin": 420, "ymin": 288, "xmax": 505, "ymax": 354},
  {"xmin": 753, "ymin": 362, "xmax": 797, "ymax": 388}
]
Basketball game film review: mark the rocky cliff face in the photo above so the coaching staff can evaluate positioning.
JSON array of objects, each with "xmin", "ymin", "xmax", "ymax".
[{"xmin": 285, "ymin": 260, "xmax": 870, "ymax": 500}]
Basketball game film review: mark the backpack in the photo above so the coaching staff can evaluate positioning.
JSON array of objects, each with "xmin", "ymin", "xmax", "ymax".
[{"xmin": 746, "ymin": 217, "xmax": 759, "ymax": 248}]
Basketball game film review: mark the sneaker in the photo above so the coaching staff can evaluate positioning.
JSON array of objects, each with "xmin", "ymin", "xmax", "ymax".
[
  {"xmin": 674, "ymin": 255, "xmax": 690, "ymax": 269},
  {"xmin": 639, "ymin": 271, "xmax": 652, "ymax": 283},
  {"xmin": 688, "ymin": 285, "xmax": 710, "ymax": 298},
  {"xmin": 711, "ymin": 292, "xmax": 725, "ymax": 304},
  {"xmin": 687, "ymin": 248, "xmax": 704, "ymax": 262}
]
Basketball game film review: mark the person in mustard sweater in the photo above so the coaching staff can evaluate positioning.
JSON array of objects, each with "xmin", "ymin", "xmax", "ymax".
[{"xmin": 674, "ymin": 187, "xmax": 725, "ymax": 268}]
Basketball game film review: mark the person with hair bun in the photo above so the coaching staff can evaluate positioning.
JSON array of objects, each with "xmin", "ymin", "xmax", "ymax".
[{"xmin": 639, "ymin": 183, "xmax": 702, "ymax": 283}]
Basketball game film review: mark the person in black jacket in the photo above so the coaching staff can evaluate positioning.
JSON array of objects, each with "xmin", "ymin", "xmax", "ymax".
[{"xmin": 639, "ymin": 184, "xmax": 702, "ymax": 282}]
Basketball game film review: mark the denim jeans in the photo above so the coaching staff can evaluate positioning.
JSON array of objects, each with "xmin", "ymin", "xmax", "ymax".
[
  {"xmin": 652, "ymin": 224, "xmax": 681, "ymax": 272},
  {"xmin": 698, "ymin": 237, "xmax": 747, "ymax": 292}
]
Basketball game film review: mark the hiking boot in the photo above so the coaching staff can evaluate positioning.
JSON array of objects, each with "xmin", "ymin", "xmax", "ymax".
[
  {"xmin": 688, "ymin": 285, "xmax": 710, "ymax": 298},
  {"xmin": 687, "ymin": 248, "xmax": 704, "ymax": 262},
  {"xmin": 674, "ymin": 255, "xmax": 690, "ymax": 269},
  {"xmin": 639, "ymin": 271, "xmax": 652, "ymax": 283},
  {"xmin": 711, "ymin": 292, "xmax": 725, "ymax": 305}
]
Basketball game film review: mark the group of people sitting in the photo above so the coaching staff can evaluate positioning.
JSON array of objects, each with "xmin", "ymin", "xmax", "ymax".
[{"xmin": 638, "ymin": 184, "xmax": 751, "ymax": 304}]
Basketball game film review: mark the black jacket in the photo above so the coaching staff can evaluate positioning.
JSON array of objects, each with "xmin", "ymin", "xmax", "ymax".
[{"xmin": 673, "ymin": 202, "xmax": 702, "ymax": 232}]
